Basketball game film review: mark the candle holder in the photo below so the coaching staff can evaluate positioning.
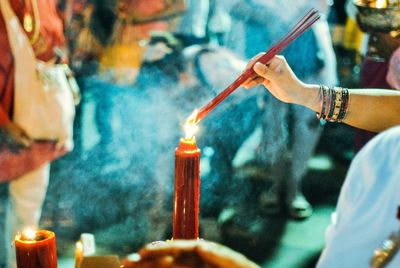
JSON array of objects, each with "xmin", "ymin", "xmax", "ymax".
[
  {"xmin": 74, "ymin": 233, "xmax": 121, "ymax": 268},
  {"xmin": 15, "ymin": 229, "xmax": 57, "ymax": 268},
  {"xmin": 354, "ymin": 0, "xmax": 400, "ymax": 33}
]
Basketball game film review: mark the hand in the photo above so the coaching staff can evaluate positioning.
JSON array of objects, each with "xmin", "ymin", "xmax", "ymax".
[
  {"xmin": 0, "ymin": 122, "xmax": 32, "ymax": 153},
  {"xmin": 242, "ymin": 54, "xmax": 308, "ymax": 104},
  {"xmin": 123, "ymin": 240, "xmax": 260, "ymax": 268}
]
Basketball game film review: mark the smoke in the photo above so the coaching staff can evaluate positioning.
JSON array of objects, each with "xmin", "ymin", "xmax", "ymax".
[
  {"xmin": 40, "ymin": 5, "xmax": 332, "ymax": 252},
  {"xmin": 38, "ymin": 43, "xmax": 268, "ymax": 254}
]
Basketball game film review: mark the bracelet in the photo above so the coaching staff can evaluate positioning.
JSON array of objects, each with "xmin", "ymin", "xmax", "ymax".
[
  {"xmin": 337, "ymin": 88, "xmax": 349, "ymax": 122},
  {"xmin": 327, "ymin": 87, "xmax": 336, "ymax": 120},
  {"xmin": 330, "ymin": 87, "xmax": 342, "ymax": 122},
  {"xmin": 316, "ymin": 86, "xmax": 350, "ymax": 123},
  {"xmin": 316, "ymin": 85, "xmax": 327, "ymax": 120}
]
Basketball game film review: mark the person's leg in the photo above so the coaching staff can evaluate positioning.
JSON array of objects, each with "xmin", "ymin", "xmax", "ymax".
[
  {"xmin": 257, "ymin": 97, "xmax": 289, "ymax": 214},
  {"xmin": 286, "ymin": 105, "xmax": 322, "ymax": 219},
  {"xmin": 94, "ymin": 80, "xmax": 116, "ymax": 149},
  {"xmin": 200, "ymin": 96, "xmax": 261, "ymax": 216},
  {"xmin": 5, "ymin": 164, "xmax": 50, "ymax": 268}
]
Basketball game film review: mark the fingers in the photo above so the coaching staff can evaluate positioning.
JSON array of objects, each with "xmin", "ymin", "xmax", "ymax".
[
  {"xmin": 128, "ymin": 240, "xmax": 260, "ymax": 268},
  {"xmin": 137, "ymin": 240, "xmax": 201, "ymax": 268},
  {"xmin": 245, "ymin": 52, "xmax": 265, "ymax": 70},
  {"xmin": 242, "ymin": 53, "xmax": 266, "ymax": 89},
  {"xmin": 242, "ymin": 76, "xmax": 264, "ymax": 89},
  {"xmin": 242, "ymin": 55, "xmax": 286, "ymax": 89},
  {"xmin": 123, "ymin": 255, "xmax": 174, "ymax": 268},
  {"xmin": 139, "ymin": 240, "xmax": 198, "ymax": 259},
  {"xmin": 253, "ymin": 62, "xmax": 271, "ymax": 78},
  {"xmin": 196, "ymin": 241, "xmax": 260, "ymax": 268},
  {"xmin": 253, "ymin": 55, "xmax": 286, "ymax": 78},
  {"xmin": 268, "ymin": 55, "xmax": 285, "ymax": 70}
]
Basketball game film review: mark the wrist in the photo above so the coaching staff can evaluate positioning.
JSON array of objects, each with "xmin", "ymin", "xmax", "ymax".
[{"xmin": 296, "ymin": 83, "xmax": 321, "ymax": 111}]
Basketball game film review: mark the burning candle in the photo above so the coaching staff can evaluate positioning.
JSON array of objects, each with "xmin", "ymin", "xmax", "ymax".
[
  {"xmin": 15, "ymin": 229, "xmax": 58, "ymax": 268},
  {"xmin": 365, "ymin": 0, "xmax": 389, "ymax": 8},
  {"xmin": 173, "ymin": 123, "xmax": 201, "ymax": 239},
  {"xmin": 75, "ymin": 241, "xmax": 83, "ymax": 268},
  {"xmin": 375, "ymin": 0, "xmax": 388, "ymax": 8}
]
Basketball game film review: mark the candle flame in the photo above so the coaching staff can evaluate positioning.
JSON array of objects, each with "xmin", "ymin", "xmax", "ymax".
[
  {"xmin": 184, "ymin": 123, "xmax": 199, "ymax": 139},
  {"xmin": 23, "ymin": 228, "xmax": 36, "ymax": 240},
  {"xmin": 185, "ymin": 109, "xmax": 199, "ymax": 126},
  {"xmin": 184, "ymin": 109, "xmax": 200, "ymax": 139},
  {"xmin": 76, "ymin": 241, "xmax": 83, "ymax": 252},
  {"xmin": 376, "ymin": 0, "xmax": 387, "ymax": 8}
]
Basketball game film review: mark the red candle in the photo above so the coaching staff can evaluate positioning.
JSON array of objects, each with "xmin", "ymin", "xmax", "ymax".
[
  {"xmin": 173, "ymin": 135, "xmax": 201, "ymax": 239},
  {"xmin": 15, "ymin": 229, "xmax": 58, "ymax": 268}
]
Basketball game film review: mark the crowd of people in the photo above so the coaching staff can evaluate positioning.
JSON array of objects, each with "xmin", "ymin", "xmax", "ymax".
[{"xmin": 1, "ymin": 0, "xmax": 400, "ymax": 267}]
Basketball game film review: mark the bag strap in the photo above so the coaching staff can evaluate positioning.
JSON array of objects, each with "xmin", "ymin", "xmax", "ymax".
[
  {"xmin": 23, "ymin": 0, "xmax": 41, "ymax": 44},
  {"xmin": 0, "ymin": 0, "xmax": 37, "ymax": 64},
  {"xmin": 0, "ymin": 0, "xmax": 44, "ymax": 132}
]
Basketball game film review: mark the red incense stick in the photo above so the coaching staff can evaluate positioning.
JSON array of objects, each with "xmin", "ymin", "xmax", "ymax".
[{"xmin": 187, "ymin": 8, "xmax": 320, "ymax": 125}]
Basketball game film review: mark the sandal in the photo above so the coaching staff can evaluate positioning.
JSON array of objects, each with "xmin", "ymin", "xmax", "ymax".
[{"xmin": 287, "ymin": 193, "xmax": 313, "ymax": 220}]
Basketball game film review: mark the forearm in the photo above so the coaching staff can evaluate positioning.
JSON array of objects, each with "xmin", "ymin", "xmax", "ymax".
[
  {"xmin": 342, "ymin": 89, "xmax": 400, "ymax": 132},
  {"xmin": 297, "ymin": 85, "xmax": 400, "ymax": 132},
  {"xmin": 250, "ymin": 56, "xmax": 400, "ymax": 132}
]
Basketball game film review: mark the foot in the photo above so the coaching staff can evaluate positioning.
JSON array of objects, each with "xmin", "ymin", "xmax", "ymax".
[
  {"xmin": 287, "ymin": 193, "xmax": 313, "ymax": 220},
  {"xmin": 259, "ymin": 184, "xmax": 282, "ymax": 215}
]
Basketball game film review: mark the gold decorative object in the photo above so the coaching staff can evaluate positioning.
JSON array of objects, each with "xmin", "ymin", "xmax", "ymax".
[
  {"xmin": 354, "ymin": 0, "xmax": 400, "ymax": 32},
  {"xmin": 23, "ymin": 14, "xmax": 33, "ymax": 33}
]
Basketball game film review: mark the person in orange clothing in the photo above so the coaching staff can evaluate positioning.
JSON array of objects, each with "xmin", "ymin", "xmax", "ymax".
[{"xmin": 0, "ymin": 1, "xmax": 70, "ymax": 267}]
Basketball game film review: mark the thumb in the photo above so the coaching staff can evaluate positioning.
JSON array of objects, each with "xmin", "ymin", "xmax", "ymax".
[{"xmin": 253, "ymin": 62, "xmax": 273, "ymax": 79}]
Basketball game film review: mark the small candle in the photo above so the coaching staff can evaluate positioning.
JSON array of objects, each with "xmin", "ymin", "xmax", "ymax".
[
  {"xmin": 368, "ymin": 0, "xmax": 388, "ymax": 8},
  {"xmin": 376, "ymin": 0, "xmax": 387, "ymax": 8},
  {"xmin": 173, "ymin": 124, "xmax": 201, "ymax": 239},
  {"xmin": 15, "ymin": 229, "xmax": 58, "ymax": 268},
  {"xmin": 75, "ymin": 241, "xmax": 83, "ymax": 268}
]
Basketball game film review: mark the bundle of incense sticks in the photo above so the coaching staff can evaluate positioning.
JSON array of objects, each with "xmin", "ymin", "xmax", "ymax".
[{"xmin": 187, "ymin": 8, "xmax": 320, "ymax": 125}]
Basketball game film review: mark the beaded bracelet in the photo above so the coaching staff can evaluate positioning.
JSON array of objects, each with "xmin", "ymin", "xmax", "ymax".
[
  {"xmin": 316, "ymin": 86, "xmax": 349, "ymax": 123},
  {"xmin": 330, "ymin": 87, "xmax": 342, "ymax": 122},
  {"xmin": 317, "ymin": 85, "xmax": 328, "ymax": 120},
  {"xmin": 327, "ymin": 87, "xmax": 336, "ymax": 119},
  {"xmin": 337, "ymin": 87, "xmax": 349, "ymax": 122}
]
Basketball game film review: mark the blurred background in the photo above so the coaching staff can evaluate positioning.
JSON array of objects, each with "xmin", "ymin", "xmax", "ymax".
[{"xmin": 1, "ymin": 0, "xmax": 397, "ymax": 267}]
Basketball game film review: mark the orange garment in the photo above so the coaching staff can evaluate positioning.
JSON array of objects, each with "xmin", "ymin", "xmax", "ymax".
[
  {"xmin": 0, "ymin": 0, "xmax": 64, "ymax": 126},
  {"xmin": 98, "ymin": 0, "xmax": 169, "ymax": 85},
  {"xmin": 117, "ymin": 0, "xmax": 169, "ymax": 40}
]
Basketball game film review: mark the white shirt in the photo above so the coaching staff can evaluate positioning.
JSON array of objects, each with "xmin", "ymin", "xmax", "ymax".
[
  {"xmin": 176, "ymin": 0, "xmax": 210, "ymax": 38},
  {"xmin": 317, "ymin": 126, "xmax": 400, "ymax": 267}
]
